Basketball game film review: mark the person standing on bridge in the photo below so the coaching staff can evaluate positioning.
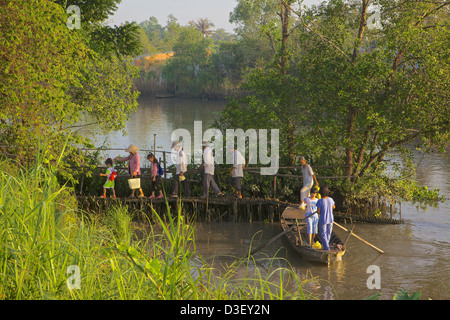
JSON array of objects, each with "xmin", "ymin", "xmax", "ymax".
[
  {"xmin": 171, "ymin": 141, "xmax": 191, "ymax": 198},
  {"xmin": 299, "ymin": 156, "xmax": 319, "ymax": 202},
  {"xmin": 147, "ymin": 153, "xmax": 164, "ymax": 199},
  {"xmin": 200, "ymin": 140, "xmax": 223, "ymax": 198},
  {"xmin": 114, "ymin": 144, "xmax": 145, "ymax": 198},
  {"xmin": 229, "ymin": 147, "xmax": 245, "ymax": 199},
  {"xmin": 100, "ymin": 158, "xmax": 117, "ymax": 198}
]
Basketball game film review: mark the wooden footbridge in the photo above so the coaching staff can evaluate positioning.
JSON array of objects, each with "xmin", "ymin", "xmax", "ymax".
[
  {"xmin": 0, "ymin": 144, "xmax": 398, "ymax": 224},
  {"xmin": 76, "ymin": 194, "xmax": 403, "ymax": 224},
  {"xmin": 76, "ymin": 195, "xmax": 294, "ymax": 223},
  {"xmin": 71, "ymin": 147, "xmax": 404, "ymax": 224}
]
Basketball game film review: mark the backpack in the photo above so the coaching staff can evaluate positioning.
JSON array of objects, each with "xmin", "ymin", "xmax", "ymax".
[{"xmin": 157, "ymin": 163, "xmax": 164, "ymax": 176}]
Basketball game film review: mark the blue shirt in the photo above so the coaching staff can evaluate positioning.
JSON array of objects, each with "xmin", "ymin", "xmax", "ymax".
[
  {"xmin": 304, "ymin": 197, "xmax": 318, "ymax": 217},
  {"xmin": 317, "ymin": 197, "xmax": 335, "ymax": 225}
]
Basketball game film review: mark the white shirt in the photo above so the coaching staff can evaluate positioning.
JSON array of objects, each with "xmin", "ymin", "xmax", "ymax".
[
  {"xmin": 175, "ymin": 149, "xmax": 187, "ymax": 174},
  {"xmin": 301, "ymin": 164, "xmax": 314, "ymax": 187},
  {"xmin": 203, "ymin": 147, "xmax": 215, "ymax": 175},
  {"xmin": 232, "ymin": 150, "xmax": 245, "ymax": 177}
]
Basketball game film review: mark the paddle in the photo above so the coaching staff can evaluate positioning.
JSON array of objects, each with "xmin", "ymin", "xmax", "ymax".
[
  {"xmin": 333, "ymin": 221, "xmax": 384, "ymax": 254},
  {"xmin": 247, "ymin": 212, "xmax": 317, "ymax": 257}
]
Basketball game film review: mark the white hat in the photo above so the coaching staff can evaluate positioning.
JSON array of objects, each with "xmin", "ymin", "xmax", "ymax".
[
  {"xmin": 201, "ymin": 140, "xmax": 211, "ymax": 146},
  {"xmin": 171, "ymin": 141, "xmax": 180, "ymax": 148}
]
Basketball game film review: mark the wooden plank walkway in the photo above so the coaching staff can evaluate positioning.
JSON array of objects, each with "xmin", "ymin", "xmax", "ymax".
[
  {"xmin": 76, "ymin": 195, "xmax": 404, "ymax": 224},
  {"xmin": 76, "ymin": 195, "xmax": 294, "ymax": 223}
]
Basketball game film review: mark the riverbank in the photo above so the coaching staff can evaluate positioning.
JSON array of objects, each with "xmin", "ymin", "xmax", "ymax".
[{"xmin": 0, "ymin": 153, "xmax": 314, "ymax": 300}]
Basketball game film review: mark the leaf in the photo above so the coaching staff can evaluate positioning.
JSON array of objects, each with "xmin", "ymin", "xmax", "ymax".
[
  {"xmin": 365, "ymin": 292, "xmax": 382, "ymax": 300},
  {"xmin": 145, "ymin": 259, "xmax": 162, "ymax": 276},
  {"xmin": 393, "ymin": 289, "xmax": 422, "ymax": 300}
]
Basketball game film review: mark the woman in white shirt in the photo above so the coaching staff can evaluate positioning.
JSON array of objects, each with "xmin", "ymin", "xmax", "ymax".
[{"xmin": 299, "ymin": 156, "xmax": 319, "ymax": 202}]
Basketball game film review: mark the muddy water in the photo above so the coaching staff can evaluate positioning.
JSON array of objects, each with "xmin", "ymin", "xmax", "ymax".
[{"xmin": 195, "ymin": 152, "xmax": 450, "ymax": 300}]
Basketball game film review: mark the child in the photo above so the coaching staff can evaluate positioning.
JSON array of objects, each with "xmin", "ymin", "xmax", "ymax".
[
  {"xmin": 316, "ymin": 186, "xmax": 335, "ymax": 251},
  {"xmin": 302, "ymin": 187, "xmax": 319, "ymax": 246},
  {"xmin": 100, "ymin": 158, "xmax": 117, "ymax": 198},
  {"xmin": 147, "ymin": 153, "xmax": 164, "ymax": 199}
]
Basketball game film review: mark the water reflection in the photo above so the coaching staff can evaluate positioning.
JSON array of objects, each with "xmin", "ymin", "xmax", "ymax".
[{"xmin": 80, "ymin": 96, "xmax": 225, "ymax": 160}]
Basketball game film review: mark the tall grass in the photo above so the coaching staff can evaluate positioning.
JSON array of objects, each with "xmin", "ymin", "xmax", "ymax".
[{"xmin": 0, "ymin": 144, "xmax": 311, "ymax": 300}]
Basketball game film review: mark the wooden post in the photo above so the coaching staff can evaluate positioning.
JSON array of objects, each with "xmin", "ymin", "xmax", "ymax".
[
  {"xmin": 163, "ymin": 151, "xmax": 167, "ymax": 179},
  {"xmin": 295, "ymin": 219, "xmax": 303, "ymax": 246},
  {"xmin": 273, "ymin": 176, "xmax": 277, "ymax": 199},
  {"xmin": 233, "ymin": 199, "xmax": 238, "ymax": 223}
]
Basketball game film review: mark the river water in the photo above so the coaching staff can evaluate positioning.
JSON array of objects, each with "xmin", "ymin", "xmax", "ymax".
[{"xmin": 82, "ymin": 95, "xmax": 450, "ymax": 300}]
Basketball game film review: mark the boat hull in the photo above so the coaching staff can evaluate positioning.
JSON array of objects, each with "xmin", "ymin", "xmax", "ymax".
[{"xmin": 281, "ymin": 205, "xmax": 345, "ymax": 264}]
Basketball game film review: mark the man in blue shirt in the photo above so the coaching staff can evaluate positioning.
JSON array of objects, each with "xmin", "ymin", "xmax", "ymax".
[{"xmin": 316, "ymin": 187, "xmax": 335, "ymax": 251}]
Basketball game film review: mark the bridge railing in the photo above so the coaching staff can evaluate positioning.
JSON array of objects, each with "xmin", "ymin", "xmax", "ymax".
[{"xmin": 75, "ymin": 147, "xmax": 354, "ymax": 199}]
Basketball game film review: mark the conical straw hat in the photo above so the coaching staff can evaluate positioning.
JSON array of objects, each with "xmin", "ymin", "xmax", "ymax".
[{"xmin": 125, "ymin": 144, "xmax": 140, "ymax": 152}]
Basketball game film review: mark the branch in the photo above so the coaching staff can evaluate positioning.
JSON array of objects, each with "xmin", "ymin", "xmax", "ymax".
[
  {"xmin": 265, "ymin": 31, "xmax": 277, "ymax": 55},
  {"xmin": 357, "ymin": 120, "xmax": 449, "ymax": 179},
  {"xmin": 351, "ymin": 0, "xmax": 370, "ymax": 63},
  {"xmin": 353, "ymin": 125, "xmax": 375, "ymax": 180},
  {"xmin": 285, "ymin": 2, "xmax": 353, "ymax": 63}
]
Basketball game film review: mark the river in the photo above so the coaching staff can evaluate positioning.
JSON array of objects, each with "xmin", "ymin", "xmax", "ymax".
[{"xmin": 81, "ymin": 95, "xmax": 450, "ymax": 300}]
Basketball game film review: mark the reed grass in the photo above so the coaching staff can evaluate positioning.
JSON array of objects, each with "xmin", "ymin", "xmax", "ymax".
[{"xmin": 0, "ymin": 143, "xmax": 312, "ymax": 300}]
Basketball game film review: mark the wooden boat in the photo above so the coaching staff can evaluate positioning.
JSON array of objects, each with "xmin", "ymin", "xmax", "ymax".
[{"xmin": 281, "ymin": 205, "xmax": 346, "ymax": 264}]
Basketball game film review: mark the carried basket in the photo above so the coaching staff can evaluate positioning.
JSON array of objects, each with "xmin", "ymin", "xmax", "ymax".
[{"xmin": 127, "ymin": 178, "xmax": 141, "ymax": 190}]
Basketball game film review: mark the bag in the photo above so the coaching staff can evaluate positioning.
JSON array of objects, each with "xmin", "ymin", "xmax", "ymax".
[
  {"xmin": 109, "ymin": 171, "xmax": 117, "ymax": 181},
  {"xmin": 157, "ymin": 163, "xmax": 164, "ymax": 176},
  {"xmin": 128, "ymin": 178, "xmax": 141, "ymax": 190},
  {"xmin": 312, "ymin": 241, "xmax": 322, "ymax": 250}
]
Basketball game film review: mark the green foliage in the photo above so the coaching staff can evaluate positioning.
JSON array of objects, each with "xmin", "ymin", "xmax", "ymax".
[
  {"xmin": 215, "ymin": 0, "xmax": 449, "ymax": 204},
  {"xmin": 0, "ymin": 151, "xmax": 314, "ymax": 300},
  {"xmin": 162, "ymin": 26, "xmax": 214, "ymax": 95},
  {"xmin": 366, "ymin": 289, "xmax": 422, "ymax": 300},
  {"xmin": 0, "ymin": 0, "xmax": 140, "ymax": 182}
]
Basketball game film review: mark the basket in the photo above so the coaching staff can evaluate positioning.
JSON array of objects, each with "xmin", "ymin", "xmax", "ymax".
[{"xmin": 127, "ymin": 178, "xmax": 141, "ymax": 190}]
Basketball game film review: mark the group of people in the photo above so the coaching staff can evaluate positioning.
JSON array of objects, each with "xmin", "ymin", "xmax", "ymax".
[
  {"xmin": 100, "ymin": 142, "xmax": 335, "ymax": 251},
  {"xmin": 99, "ymin": 141, "xmax": 245, "ymax": 200},
  {"xmin": 298, "ymin": 156, "xmax": 336, "ymax": 251}
]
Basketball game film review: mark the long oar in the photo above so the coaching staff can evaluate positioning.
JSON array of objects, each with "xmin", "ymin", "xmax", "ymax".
[
  {"xmin": 333, "ymin": 221, "xmax": 384, "ymax": 254},
  {"xmin": 248, "ymin": 212, "xmax": 317, "ymax": 257}
]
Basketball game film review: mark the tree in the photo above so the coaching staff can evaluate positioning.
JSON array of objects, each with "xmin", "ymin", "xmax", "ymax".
[
  {"xmin": 216, "ymin": 0, "xmax": 449, "ymax": 204},
  {"xmin": 162, "ymin": 26, "xmax": 214, "ymax": 95},
  {"xmin": 0, "ymin": 0, "xmax": 140, "ymax": 178},
  {"xmin": 191, "ymin": 18, "xmax": 216, "ymax": 38}
]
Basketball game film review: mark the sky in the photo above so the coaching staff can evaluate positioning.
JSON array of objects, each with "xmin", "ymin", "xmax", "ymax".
[{"xmin": 109, "ymin": 0, "xmax": 323, "ymax": 33}]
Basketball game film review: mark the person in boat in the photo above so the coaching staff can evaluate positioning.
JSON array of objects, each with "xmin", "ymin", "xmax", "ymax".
[
  {"xmin": 302, "ymin": 187, "xmax": 319, "ymax": 246},
  {"xmin": 229, "ymin": 146, "xmax": 245, "ymax": 199},
  {"xmin": 316, "ymin": 186, "xmax": 335, "ymax": 251},
  {"xmin": 171, "ymin": 141, "xmax": 191, "ymax": 198},
  {"xmin": 147, "ymin": 153, "xmax": 164, "ymax": 199},
  {"xmin": 114, "ymin": 144, "xmax": 145, "ymax": 198},
  {"xmin": 200, "ymin": 140, "xmax": 223, "ymax": 198},
  {"xmin": 299, "ymin": 156, "xmax": 319, "ymax": 202}
]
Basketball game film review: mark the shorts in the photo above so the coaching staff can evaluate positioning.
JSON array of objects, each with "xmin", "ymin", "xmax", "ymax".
[{"xmin": 306, "ymin": 213, "xmax": 318, "ymax": 234}]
